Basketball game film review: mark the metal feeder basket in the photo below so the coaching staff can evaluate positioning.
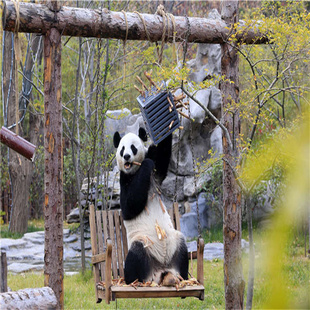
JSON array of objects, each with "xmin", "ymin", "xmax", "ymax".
[{"xmin": 137, "ymin": 85, "xmax": 180, "ymax": 145}]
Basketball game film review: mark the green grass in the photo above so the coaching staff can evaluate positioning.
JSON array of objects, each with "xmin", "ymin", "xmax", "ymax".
[
  {"xmin": 7, "ymin": 239, "xmax": 309, "ymax": 309},
  {"xmin": 7, "ymin": 261, "xmax": 223, "ymax": 309}
]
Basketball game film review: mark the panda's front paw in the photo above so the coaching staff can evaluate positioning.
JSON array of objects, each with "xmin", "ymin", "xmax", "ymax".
[{"xmin": 142, "ymin": 158, "xmax": 155, "ymax": 171}]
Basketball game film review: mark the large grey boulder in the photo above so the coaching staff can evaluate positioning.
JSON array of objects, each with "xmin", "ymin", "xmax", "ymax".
[{"xmin": 180, "ymin": 193, "xmax": 215, "ymax": 238}]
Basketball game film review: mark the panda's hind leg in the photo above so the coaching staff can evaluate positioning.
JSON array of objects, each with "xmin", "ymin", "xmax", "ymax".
[
  {"xmin": 172, "ymin": 237, "xmax": 189, "ymax": 280},
  {"xmin": 124, "ymin": 241, "xmax": 151, "ymax": 284}
]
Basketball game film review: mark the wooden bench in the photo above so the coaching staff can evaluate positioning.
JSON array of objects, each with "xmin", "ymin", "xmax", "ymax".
[{"xmin": 89, "ymin": 204, "xmax": 205, "ymax": 304}]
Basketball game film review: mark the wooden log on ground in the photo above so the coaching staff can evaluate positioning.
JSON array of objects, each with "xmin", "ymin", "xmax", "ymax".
[
  {"xmin": 0, "ymin": 126, "xmax": 36, "ymax": 161},
  {"xmin": 0, "ymin": 287, "xmax": 57, "ymax": 309},
  {"xmin": 2, "ymin": 1, "xmax": 268, "ymax": 44}
]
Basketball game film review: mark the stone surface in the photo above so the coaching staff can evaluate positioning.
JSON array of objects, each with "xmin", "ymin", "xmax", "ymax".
[
  {"xmin": 187, "ymin": 238, "xmax": 249, "ymax": 261},
  {"xmin": 180, "ymin": 193, "xmax": 216, "ymax": 239},
  {"xmin": 1, "ymin": 227, "xmax": 244, "ymax": 274},
  {"xmin": 1, "ymin": 229, "xmax": 92, "ymax": 274}
]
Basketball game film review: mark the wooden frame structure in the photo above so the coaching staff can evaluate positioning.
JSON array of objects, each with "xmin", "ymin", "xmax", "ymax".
[
  {"xmin": 89, "ymin": 204, "xmax": 205, "ymax": 304},
  {"xmin": 2, "ymin": 0, "xmax": 268, "ymax": 308}
]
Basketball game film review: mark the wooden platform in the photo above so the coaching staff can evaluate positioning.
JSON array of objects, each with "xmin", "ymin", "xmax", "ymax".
[{"xmin": 97, "ymin": 285, "xmax": 205, "ymax": 301}]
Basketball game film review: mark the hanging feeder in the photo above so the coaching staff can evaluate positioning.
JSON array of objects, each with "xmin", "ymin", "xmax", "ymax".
[{"xmin": 137, "ymin": 82, "xmax": 180, "ymax": 145}]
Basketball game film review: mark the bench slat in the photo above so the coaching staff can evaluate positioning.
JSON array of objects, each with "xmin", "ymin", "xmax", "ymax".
[
  {"xmin": 108, "ymin": 211, "xmax": 118, "ymax": 279},
  {"xmin": 120, "ymin": 213, "xmax": 128, "ymax": 257},
  {"xmin": 96, "ymin": 210, "xmax": 105, "ymax": 280},
  {"xmin": 114, "ymin": 211, "xmax": 125, "ymax": 278},
  {"xmin": 89, "ymin": 205, "xmax": 101, "ymax": 302},
  {"xmin": 111, "ymin": 285, "xmax": 205, "ymax": 300}
]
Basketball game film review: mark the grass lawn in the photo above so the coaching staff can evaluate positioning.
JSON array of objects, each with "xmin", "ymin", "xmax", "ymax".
[{"xmin": 7, "ymin": 239, "xmax": 309, "ymax": 309}]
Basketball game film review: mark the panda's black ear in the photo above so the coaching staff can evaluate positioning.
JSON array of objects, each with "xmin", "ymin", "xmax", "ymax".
[
  {"xmin": 113, "ymin": 132, "xmax": 121, "ymax": 148},
  {"xmin": 138, "ymin": 127, "xmax": 148, "ymax": 142}
]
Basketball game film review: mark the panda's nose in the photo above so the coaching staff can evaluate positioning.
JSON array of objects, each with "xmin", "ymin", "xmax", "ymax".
[{"xmin": 124, "ymin": 154, "xmax": 131, "ymax": 161}]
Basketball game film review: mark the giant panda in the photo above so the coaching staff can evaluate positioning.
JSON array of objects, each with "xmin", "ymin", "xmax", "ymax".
[{"xmin": 113, "ymin": 127, "xmax": 188, "ymax": 285}]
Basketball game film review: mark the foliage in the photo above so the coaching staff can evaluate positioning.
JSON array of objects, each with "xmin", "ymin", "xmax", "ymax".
[
  {"xmin": 239, "ymin": 108, "xmax": 309, "ymax": 308},
  {"xmin": 237, "ymin": 1, "xmax": 310, "ymax": 149}
]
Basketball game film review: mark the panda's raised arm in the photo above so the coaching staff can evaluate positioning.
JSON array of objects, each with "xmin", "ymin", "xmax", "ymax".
[{"xmin": 146, "ymin": 133, "xmax": 172, "ymax": 184}]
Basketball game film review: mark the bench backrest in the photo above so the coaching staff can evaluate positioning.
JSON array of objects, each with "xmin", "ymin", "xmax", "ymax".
[{"xmin": 89, "ymin": 202, "xmax": 181, "ymax": 281}]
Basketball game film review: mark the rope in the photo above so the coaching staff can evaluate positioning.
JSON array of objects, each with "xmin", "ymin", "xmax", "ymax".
[
  {"xmin": 134, "ymin": 11, "xmax": 152, "ymax": 42},
  {"xmin": 155, "ymin": 5, "xmax": 176, "ymax": 65},
  {"xmin": 180, "ymin": 16, "xmax": 202, "ymax": 237},
  {"xmin": 188, "ymin": 102, "xmax": 202, "ymax": 238},
  {"xmin": 134, "ymin": 6, "xmax": 176, "ymax": 65},
  {"xmin": 173, "ymin": 117, "xmax": 182, "ymax": 203},
  {"xmin": 155, "ymin": 5, "xmax": 167, "ymax": 64},
  {"xmin": 121, "ymin": 10, "xmax": 128, "ymax": 90}
]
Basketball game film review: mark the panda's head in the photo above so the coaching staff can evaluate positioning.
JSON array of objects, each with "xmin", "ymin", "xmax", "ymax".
[{"xmin": 113, "ymin": 128, "xmax": 148, "ymax": 174}]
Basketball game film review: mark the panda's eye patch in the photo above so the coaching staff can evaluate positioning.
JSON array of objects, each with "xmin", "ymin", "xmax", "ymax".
[
  {"xmin": 131, "ymin": 144, "xmax": 137, "ymax": 155},
  {"xmin": 120, "ymin": 146, "xmax": 125, "ymax": 157}
]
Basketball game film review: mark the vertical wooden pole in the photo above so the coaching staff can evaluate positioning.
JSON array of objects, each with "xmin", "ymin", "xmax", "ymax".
[
  {"xmin": 220, "ymin": 1, "xmax": 244, "ymax": 309},
  {"xmin": 43, "ymin": 1, "xmax": 63, "ymax": 307}
]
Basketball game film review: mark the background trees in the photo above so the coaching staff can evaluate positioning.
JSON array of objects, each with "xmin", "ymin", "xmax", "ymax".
[{"xmin": 0, "ymin": 0, "xmax": 309, "ymax": 308}]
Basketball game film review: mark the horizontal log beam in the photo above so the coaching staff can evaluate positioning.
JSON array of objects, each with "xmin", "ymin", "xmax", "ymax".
[
  {"xmin": 0, "ymin": 126, "xmax": 36, "ymax": 161},
  {"xmin": 3, "ymin": 1, "xmax": 268, "ymax": 44}
]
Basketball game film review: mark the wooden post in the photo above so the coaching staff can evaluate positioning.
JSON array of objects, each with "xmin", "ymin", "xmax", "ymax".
[
  {"xmin": 220, "ymin": 1, "xmax": 245, "ymax": 309},
  {"xmin": 0, "ymin": 252, "xmax": 7, "ymax": 293},
  {"xmin": 43, "ymin": 1, "xmax": 63, "ymax": 308}
]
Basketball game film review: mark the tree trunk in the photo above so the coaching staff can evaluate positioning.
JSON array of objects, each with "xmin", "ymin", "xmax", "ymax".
[
  {"xmin": 2, "ymin": 31, "xmax": 34, "ymax": 234},
  {"xmin": 43, "ymin": 25, "xmax": 64, "ymax": 309},
  {"xmin": 220, "ymin": 1, "xmax": 245, "ymax": 309},
  {"xmin": 3, "ymin": 0, "xmax": 268, "ymax": 44}
]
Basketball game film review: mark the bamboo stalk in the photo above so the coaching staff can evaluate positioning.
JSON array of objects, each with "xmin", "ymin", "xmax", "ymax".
[
  {"xmin": 178, "ymin": 110, "xmax": 191, "ymax": 120},
  {"xmin": 144, "ymin": 71, "xmax": 160, "ymax": 90},
  {"xmin": 134, "ymin": 85, "xmax": 145, "ymax": 97},
  {"xmin": 167, "ymin": 96, "xmax": 174, "ymax": 109},
  {"xmin": 136, "ymin": 76, "xmax": 148, "ymax": 91},
  {"xmin": 173, "ymin": 94, "xmax": 186, "ymax": 102},
  {"xmin": 132, "ymin": 161, "xmax": 141, "ymax": 166},
  {"xmin": 159, "ymin": 197, "xmax": 166, "ymax": 213}
]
